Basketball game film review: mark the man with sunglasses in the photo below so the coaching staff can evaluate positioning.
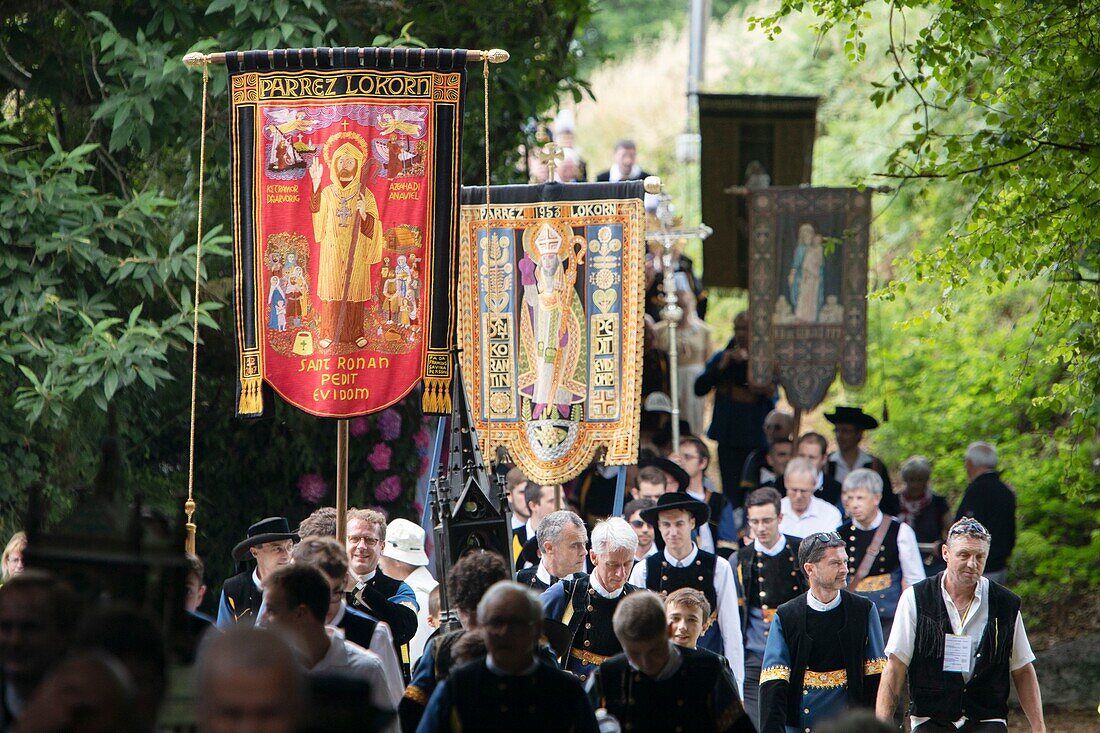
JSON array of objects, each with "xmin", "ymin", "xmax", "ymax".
[
  {"xmin": 876, "ymin": 519, "xmax": 1044, "ymax": 733},
  {"xmin": 739, "ymin": 487, "xmax": 807, "ymax": 730},
  {"xmin": 759, "ymin": 530, "xmax": 887, "ymax": 733}
]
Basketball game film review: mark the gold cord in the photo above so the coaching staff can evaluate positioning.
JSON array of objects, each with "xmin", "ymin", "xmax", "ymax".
[
  {"xmin": 184, "ymin": 60, "xmax": 209, "ymax": 555},
  {"xmin": 482, "ymin": 57, "xmax": 492, "ymax": 466}
]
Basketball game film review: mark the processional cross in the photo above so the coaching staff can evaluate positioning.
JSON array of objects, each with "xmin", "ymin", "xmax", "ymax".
[{"xmin": 645, "ymin": 189, "xmax": 713, "ymax": 449}]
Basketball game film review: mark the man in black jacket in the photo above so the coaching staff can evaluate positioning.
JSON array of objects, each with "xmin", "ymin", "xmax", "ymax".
[
  {"xmin": 344, "ymin": 508, "xmax": 419, "ymax": 650},
  {"xmin": 876, "ymin": 518, "xmax": 1044, "ymax": 732},
  {"xmin": 217, "ymin": 516, "xmax": 298, "ymax": 627},
  {"xmin": 955, "ymin": 442, "xmax": 1016, "ymax": 584}
]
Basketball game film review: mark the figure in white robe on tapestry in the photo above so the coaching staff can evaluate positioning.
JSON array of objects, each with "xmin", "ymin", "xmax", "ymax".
[{"xmin": 788, "ymin": 222, "xmax": 826, "ymax": 322}]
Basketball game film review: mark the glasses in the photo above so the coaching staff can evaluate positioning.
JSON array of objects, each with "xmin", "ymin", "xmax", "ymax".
[
  {"xmin": 629, "ymin": 519, "xmax": 648, "ymax": 529},
  {"xmin": 348, "ymin": 536, "xmax": 382, "ymax": 548},
  {"xmin": 948, "ymin": 517, "xmax": 991, "ymax": 540},
  {"xmin": 809, "ymin": 531, "xmax": 844, "ymax": 545}
]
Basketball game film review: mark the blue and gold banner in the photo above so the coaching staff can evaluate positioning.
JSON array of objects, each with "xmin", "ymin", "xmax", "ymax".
[{"xmin": 458, "ymin": 182, "xmax": 645, "ymax": 484}]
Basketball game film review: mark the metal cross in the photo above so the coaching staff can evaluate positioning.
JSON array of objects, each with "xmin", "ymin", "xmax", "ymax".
[
  {"xmin": 537, "ymin": 141, "xmax": 564, "ymax": 183},
  {"xmin": 645, "ymin": 189, "xmax": 713, "ymax": 448}
]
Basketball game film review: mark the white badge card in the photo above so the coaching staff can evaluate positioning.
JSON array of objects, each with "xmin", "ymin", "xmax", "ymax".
[{"xmin": 943, "ymin": 634, "xmax": 972, "ymax": 673}]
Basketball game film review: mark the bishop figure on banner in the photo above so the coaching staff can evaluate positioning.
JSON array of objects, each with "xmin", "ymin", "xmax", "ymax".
[{"xmin": 308, "ymin": 132, "xmax": 385, "ymax": 349}]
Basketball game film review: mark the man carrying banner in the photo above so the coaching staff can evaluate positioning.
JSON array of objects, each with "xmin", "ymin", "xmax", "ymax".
[{"xmin": 308, "ymin": 136, "xmax": 385, "ymax": 349}]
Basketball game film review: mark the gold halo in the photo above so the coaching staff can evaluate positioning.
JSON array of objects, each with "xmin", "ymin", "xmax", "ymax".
[{"xmin": 322, "ymin": 129, "xmax": 369, "ymax": 169}]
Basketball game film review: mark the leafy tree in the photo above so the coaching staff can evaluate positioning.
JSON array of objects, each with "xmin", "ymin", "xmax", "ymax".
[
  {"xmin": 0, "ymin": 0, "xmax": 596, "ymax": 579},
  {"xmin": 750, "ymin": 0, "xmax": 1099, "ymax": 480}
]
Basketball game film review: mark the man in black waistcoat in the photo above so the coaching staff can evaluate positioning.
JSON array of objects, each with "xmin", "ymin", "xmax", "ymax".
[
  {"xmin": 516, "ymin": 510, "xmax": 588, "ymax": 592},
  {"xmin": 542, "ymin": 517, "xmax": 640, "ymax": 682},
  {"xmin": 759, "ymin": 531, "xmax": 887, "ymax": 733},
  {"xmin": 840, "ymin": 469, "xmax": 926, "ymax": 640},
  {"xmin": 824, "ymin": 406, "xmax": 899, "ymax": 516},
  {"xmin": 587, "ymin": 591, "xmax": 754, "ymax": 733},
  {"xmin": 739, "ymin": 488, "xmax": 806, "ymax": 731},
  {"xmin": 876, "ymin": 518, "xmax": 1044, "ymax": 733},
  {"xmin": 628, "ymin": 492, "xmax": 745, "ymax": 695},
  {"xmin": 418, "ymin": 581, "xmax": 598, "ymax": 733},
  {"xmin": 216, "ymin": 517, "xmax": 298, "ymax": 627}
]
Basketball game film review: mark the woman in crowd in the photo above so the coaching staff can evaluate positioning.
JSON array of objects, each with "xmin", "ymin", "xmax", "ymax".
[{"xmin": 896, "ymin": 457, "xmax": 951, "ymax": 573}]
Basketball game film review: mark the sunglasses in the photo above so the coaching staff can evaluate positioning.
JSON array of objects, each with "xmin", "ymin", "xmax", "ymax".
[
  {"xmin": 629, "ymin": 519, "xmax": 648, "ymax": 529},
  {"xmin": 810, "ymin": 531, "xmax": 843, "ymax": 544}
]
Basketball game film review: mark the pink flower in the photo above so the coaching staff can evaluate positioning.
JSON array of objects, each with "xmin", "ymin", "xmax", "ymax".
[
  {"xmin": 413, "ymin": 427, "xmax": 431, "ymax": 451},
  {"xmin": 368, "ymin": 443, "xmax": 392, "ymax": 471},
  {"xmin": 413, "ymin": 501, "xmax": 423, "ymax": 516},
  {"xmin": 378, "ymin": 409, "xmax": 403, "ymax": 441},
  {"xmin": 349, "ymin": 417, "xmax": 370, "ymax": 438},
  {"xmin": 419, "ymin": 454, "xmax": 431, "ymax": 476},
  {"xmin": 375, "ymin": 476, "xmax": 403, "ymax": 503},
  {"xmin": 297, "ymin": 473, "xmax": 328, "ymax": 504}
]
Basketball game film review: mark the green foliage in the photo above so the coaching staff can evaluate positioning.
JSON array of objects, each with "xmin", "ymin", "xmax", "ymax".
[{"xmin": 751, "ymin": 0, "xmax": 1100, "ymax": 473}]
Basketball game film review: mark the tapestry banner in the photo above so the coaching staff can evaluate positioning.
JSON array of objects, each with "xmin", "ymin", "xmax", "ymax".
[
  {"xmin": 226, "ymin": 48, "xmax": 467, "ymax": 418},
  {"xmin": 458, "ymin": 182, "xmax": 646, "ymax": 484},
  {"xmin": 747, "ymin": 187, "xmax": 870, "ymax": 409}
]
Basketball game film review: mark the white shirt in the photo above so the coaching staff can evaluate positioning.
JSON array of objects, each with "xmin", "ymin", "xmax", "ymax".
[
  {"xmin": 886, "ymin": 576, "xmax": 1035, "ymax": 729},
  {"xmin": 311, "ymin": 629, "xmax": 399, "ymax": 731},
  {"xmin": 754, "ymin": 534, "xmax": 788, "ymax": 557},
  {"xmin": 852, "ymin": 510, "xmax": 926, "ymax": 587},
  {"xmin": 328, "ymin": 600, "xmax": 403, "ymax": 702},
  {"xmin": 687, "ymin": 489, "xmax": 716, "ymax": 553},
  {"xmin": 828, "ymin": 448, "xmax": 874, "ymax": 483},
  {"xmin": 779, "ymin": 496, "xmax": 842, "ymax": 539},
  {"xmin": 511, "ymin": 513, "xmax": 527, "ymax": 531},
  {"xmin": 403, "ymin": 565, "xmax": 439, "ymax": 667},
  {"xmin": 807, "ymin": 589, "xmax": 843, "ymax": 612},
  {"xmin": 636, "ymin": 543, "xmax": 659, "ymax": 560},
  {"xmin": 628, "ymin": 544, "xmax": 745, "ymax": 697},
  {"xmin": 589, "ymin": 570, "xmax": 625, "ymax": 600},
  {"xmin": 535, "ymin": 561, "xmax": 578, "ymax": 587}
]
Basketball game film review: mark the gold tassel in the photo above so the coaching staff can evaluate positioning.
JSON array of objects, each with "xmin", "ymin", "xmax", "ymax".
[
  {"xmin": 421, "ymin": 377, "xmax": 452, "ymax": 414},
  {"xmin": 238, "ymin": 376, "xmax": 263, "ymax": 415}
]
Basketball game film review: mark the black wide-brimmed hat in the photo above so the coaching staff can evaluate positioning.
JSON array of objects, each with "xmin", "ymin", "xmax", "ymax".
[
  {"xmin": 638, "ymin": 455, "xmax": 690, "ymax": 493},
  {"xmin": 639, "ymin": 491, "xmax": 710, "ymax": 528},
  {"xmin": 232, "ymin": 517, "xmax": 300, "ymax": 562},
  {"xmin": 824, "ymin": 405, "xmax": 879, "ymax": 431}
]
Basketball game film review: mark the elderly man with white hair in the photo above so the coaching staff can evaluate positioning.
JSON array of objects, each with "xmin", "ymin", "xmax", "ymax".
[
  {"xmin": 840, "ymin": 468, "xmax": 925, "ymax": 638},
  {"xmin": 516, "ymin": 510, "xmax": 589, "ymax": 592},
  {"xmin": 541, "ymin": 517, "xmax": 640, "ymax": 681},
  {"xmin": 417, "ymin": 581, "xmax": 598, "ymax": 733},
  {"xmin": 778, "ymin": 457, "xmax": 843, "ymax": 539},
  {"xmin": 955, "ymin": 441, "xmax": 1016, "ymax": 584}
]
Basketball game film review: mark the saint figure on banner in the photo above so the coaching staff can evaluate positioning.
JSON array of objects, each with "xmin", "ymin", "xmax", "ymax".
[
  {"xmin": 788, "ymin": 222, "xmax": 825, "ymax": 322},
  {"xmin": 518, "ymin": 223, "xmax": 587, "ymax": 421},
  {"xmin": 307, "ymin": 136, "xmax": 384, "ymax": 349}
]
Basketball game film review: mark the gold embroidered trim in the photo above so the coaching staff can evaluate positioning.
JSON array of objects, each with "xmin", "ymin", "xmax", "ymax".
[
  {"xmin": 760, "ymin": 665, "xmax": 791, "ymax": 683},
  {"xmin": 403, "ymin": 685, "xmax": 428, "ymax": 705},
  {"xmin": 864, "ymin": 657, "xmax": 887, "ymax": 675},
  {"xmin": 569, "ymin": 647, "xmax": 610, "ymax": 666},
  {"xmin": 855, "ymin": 573, "xmax": 892, "ymax": 592},
  {"xmin": 804, "ymin": 668, "xmax": 848, "ymax": 688}
]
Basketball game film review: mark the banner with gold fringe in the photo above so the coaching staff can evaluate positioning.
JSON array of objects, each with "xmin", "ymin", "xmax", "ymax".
[
  {"xmin": 458, "ymin": 182, "xmax": 646, "ymax": 484},
  {"xmin": 226, "ymin": 47, "xmax": 467, "ymax": 418}
]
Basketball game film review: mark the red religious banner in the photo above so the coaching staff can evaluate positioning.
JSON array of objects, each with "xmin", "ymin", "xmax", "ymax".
[{"xmin": 226, "ymin": 48, "xmax": 467, "ymax": 418}]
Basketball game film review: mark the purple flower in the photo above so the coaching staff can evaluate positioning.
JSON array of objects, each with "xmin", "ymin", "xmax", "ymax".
[
  {"xmin": 368, "ymin": 442, "xmax": 393, "ymax": 471},
  {"xmin": 419, "ymin": 454, "xmax": 431, "ymax": 477},
  {"xmin": 297, "ymin": 473, "xmax": 328, "ymax": 504},
  {"xmin": 413, "ymin": 500, "xmax": 424, "ymax": 516},
  {"xmin": 375, "ymin": 476, "xmax": 403, "ymax": 503},
  {"xmin": 413, "ymin": 427, "xmax": 431, "ymax": 451},
  {"xmin": 378, "ymin": 409, "xmax": 403, "ymax": 441},
  {"xmin": 349, "ymin": 417, "xmax": 370, "ymax": 438}
]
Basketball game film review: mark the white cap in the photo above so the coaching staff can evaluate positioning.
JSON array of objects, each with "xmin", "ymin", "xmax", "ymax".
[
  {"xmin": 381, "ymin": 518, "xmax": 429, "ymax": 566},
  {"xmin": 643, "ymin": 392, "xmax": 672, "ymax": 414}
]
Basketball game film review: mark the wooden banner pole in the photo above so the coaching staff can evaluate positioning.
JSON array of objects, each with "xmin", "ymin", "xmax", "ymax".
[{"xmin": 336, "ymin": 419, "xmax": 349, "ymax": 545}]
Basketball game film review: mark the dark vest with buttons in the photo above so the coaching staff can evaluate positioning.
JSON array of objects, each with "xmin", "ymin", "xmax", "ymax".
[
  {"xmin": 596, "ymin": 646, "xmax": 747, "ymax": 733},
  {"xmin": 843, "ymin": 516, "xmax": 904, "ymax": 619},
  {"xmin": 220, "ymin": 570, "xmax": 263, "ymax": 625},
  {"xmin": 561, "ymin": 575, "xmax": 638, "ymax": 660},
  {"xmin": 737, "ymin": 536, "xmax": 806, "ymax": 636},
  {"xmin": 771, "ymin": 591, "xmax": 878, "ymax": 723},
  {"xmin": 442, "ymin": 657, "xmax": 590, "ymax": 732},
  {"xmin": 908, "ymin": 573, "xmax": 1020, "ymax": 724},
  {"xmin": 645, "ymin": 549, "xmax": 718, "ymax": 612}
]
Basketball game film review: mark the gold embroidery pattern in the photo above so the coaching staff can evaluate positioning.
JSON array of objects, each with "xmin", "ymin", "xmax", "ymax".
[
  {"xmin": 231, "ymin": 73, "xmax": 259, "ymax": 104},
  {"xmin": 856, "ymin": 573, "xmax": 892, "ymax": 592},
  {"xmin": 760, "ymin": 665, "xmax": 791, "ymax": 683},
  {"xmin": 403, "ymin": 685, "xmax": 428, "ymax": 705},
  {"xmin": 569, "ymin": 648, "xmax": 610, "ymax": 666},
  {"xmin": 864, "ymin": 657, "xmax": 887, "ymax": 675},
  {"xmin": 804, "ymin": 669, "xmax": 848, "ymax": 688}
]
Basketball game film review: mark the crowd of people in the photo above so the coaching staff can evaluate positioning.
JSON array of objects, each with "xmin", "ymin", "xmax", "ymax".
[{"xmin": 0, "ymin": 135, "xmax": 1041, "ymax": 731}]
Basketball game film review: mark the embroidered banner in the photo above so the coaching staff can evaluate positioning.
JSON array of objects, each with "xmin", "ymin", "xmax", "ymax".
[
  {"xmin": 226, "ymin": 48, "xmax": 467, "ymax": 418},
  {"xmin": 747, "ymin": 187, "xmax": 870, "ymax": 409},
  {"xmin": 457, "ymin": 182, "xmax": 646, "ymax": 484}
]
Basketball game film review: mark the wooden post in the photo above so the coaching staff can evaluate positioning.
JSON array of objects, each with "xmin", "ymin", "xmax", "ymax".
[
  {"xmin": 336, "ymin": 419, "xmax": 349, "ymax": 545},
  {"xmin": 792, "ymin": 407, "xmax": 803, "ymax": 441}
]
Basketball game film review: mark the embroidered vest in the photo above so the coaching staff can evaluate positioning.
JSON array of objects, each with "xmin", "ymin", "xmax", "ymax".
[
  {"xmin": 843, "ymin": 517, "xmax": 904, "ymax": 618},
  {"xmin": 645, "ymin": 550, "xmax": 718, "ymax": 612}
]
